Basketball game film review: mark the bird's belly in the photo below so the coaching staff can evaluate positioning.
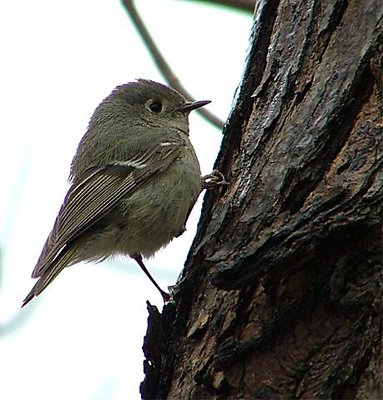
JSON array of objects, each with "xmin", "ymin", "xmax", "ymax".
[
  {"xmin": 121, "ymin": 170, "xmax": 201, "ymax": 256},
  {"xmin": 87, "ymin": 162, "xmax": 201, "ymax": 259}
]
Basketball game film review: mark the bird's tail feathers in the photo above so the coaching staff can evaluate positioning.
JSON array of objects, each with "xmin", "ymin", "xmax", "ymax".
[{"xmin": 22, "ymin": 244, "xmax": 80, "ymax": 307}]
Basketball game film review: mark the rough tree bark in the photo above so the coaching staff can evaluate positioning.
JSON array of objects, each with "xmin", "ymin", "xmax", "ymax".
[{"xmin": 141, "ymin": 0, "xmax": 382, "ymax": 398}]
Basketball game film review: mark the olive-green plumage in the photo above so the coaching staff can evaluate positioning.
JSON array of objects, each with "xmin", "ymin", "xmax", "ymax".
[{"xmin": 23, "ymin": 79, "xmax": 210, "ymax": 306}]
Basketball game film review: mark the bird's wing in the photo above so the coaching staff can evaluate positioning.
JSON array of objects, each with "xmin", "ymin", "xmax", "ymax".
[{"xmin": 32, "ymin": 142, "xmax": 181, "ymax": 278}]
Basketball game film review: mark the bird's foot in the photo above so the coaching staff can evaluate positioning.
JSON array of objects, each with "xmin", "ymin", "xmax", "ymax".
[{"xmin": 203, "ymin": 170, "xmax": 228, "ymax": 190}]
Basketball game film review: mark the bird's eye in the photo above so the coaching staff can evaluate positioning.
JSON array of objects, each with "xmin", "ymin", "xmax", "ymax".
[{"xmin": 146, "ymin": 100, "xmax": 163, "ymax": 113}]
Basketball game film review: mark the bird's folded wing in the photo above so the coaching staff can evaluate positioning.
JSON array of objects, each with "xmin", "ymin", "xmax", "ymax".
[{"xmin": 32, "ymin": 142, "xmax": 180, "ymax": 278}]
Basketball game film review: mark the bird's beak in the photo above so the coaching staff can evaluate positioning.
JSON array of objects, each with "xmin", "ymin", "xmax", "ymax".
[{"xmin": 177, "ymin": 100, "xmax": 211, "ymax": 113}]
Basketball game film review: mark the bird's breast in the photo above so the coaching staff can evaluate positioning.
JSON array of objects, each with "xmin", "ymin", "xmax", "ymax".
[{"xmin": 115, "ymin": 145, "xmax": 202, "ymax": 257}]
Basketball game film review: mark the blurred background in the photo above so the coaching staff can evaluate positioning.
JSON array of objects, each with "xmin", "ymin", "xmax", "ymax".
[{"xmin": 0, "ymin": 1, "xmax": 252, "ymax": 399}]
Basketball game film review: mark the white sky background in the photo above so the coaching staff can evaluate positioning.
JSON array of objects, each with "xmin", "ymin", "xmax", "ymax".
[{"xmin": 0, "ymin": 1, "xmax": 252, "ymax": 399}]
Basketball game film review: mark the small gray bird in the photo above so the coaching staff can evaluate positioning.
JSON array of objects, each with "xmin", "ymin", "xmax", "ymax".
[{"xmin": 22, "ymin": 79, "xmax": 221, "ymax": 306}]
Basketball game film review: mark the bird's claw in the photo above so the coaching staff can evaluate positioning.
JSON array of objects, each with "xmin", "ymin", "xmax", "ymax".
[
  {"xmin": 203, "ymin": 170, "xmax": 228, "ymax": 189},
  {"xmin": 161, "ymin": 291, "xmax": 174, "ymax": 303}
]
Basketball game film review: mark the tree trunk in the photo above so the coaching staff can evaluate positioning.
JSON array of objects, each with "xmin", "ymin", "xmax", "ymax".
[{"xmin": 141, "ymin": 0, "xmax": 382, "ymax": 398}]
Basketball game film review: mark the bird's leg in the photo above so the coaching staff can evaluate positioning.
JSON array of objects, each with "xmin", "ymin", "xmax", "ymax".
[
  {"xmin": 203, "ymin": 170, "xmax": 228, "ymax": 190},
  {"xmin": 132, "ymin": 254, "xmax": 172, "ymax": 302}
]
